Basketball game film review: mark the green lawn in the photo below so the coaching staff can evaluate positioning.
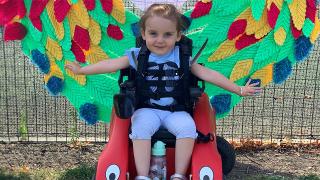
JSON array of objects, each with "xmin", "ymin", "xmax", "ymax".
[{"xmin": 1, "ymin": 165, "xmax": 319, "ymax": 180}]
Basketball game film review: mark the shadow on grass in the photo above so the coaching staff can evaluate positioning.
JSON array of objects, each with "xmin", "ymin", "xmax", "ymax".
[
  {"xmin": 58, "ymin": 164, "xmax": 95, "ymax": 180},
  {"xmin": 0, "ymin": 168, "xmax": 32, "ymax": 180}
]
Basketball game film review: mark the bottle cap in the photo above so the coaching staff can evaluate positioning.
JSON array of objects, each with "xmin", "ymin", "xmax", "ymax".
[{"xmin": 152, "ymin": 141, "xmax": 166, "ymax": 156}]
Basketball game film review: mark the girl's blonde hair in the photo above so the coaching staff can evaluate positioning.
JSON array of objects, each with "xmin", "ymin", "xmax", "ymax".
[{"xmin": 140, "ymin": 4, "xmax": 184, "ymax": 32}]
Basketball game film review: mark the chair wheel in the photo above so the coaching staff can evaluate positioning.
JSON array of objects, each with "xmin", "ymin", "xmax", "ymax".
[{"xmin": 217, "ymin": 136, "xmax": 236, "ymax": 175}]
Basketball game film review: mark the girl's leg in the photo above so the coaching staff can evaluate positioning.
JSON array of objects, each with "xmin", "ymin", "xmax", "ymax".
[
  {"xmin": 130, "ymin": 108, "xmax": 162, "ymax": 178},
  {"xmin": 175, "ymin": 138, "xmax": 195, "ymax": 175},
  {"xmin": 162, "ymin": 111, "xmax": 197, "ymax": 178},
  {"xmin": 133, "ymin": 140, "xmax": 151, "ymax": 176}
]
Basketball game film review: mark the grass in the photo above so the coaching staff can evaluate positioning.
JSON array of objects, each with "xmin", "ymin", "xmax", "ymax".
[
  {"xmin": 1, "ymin": 165, "xmax": 319, "ymax": 180},
  {"xmin": 0, "ymin": 164, "xmax": 95, "ymax": 180}
]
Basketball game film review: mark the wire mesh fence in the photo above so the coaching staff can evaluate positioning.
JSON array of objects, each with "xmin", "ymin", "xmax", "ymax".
[{"xmin": 0, "ymin": 1, "xmax": 319, "ymax": 143}]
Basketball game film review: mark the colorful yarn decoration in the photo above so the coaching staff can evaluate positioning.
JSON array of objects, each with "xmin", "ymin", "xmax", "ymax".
[
  {"xmin": 46, "ymin": 76, "xmax": 64, "ymax": 95},
  {"xmin": 273, "ymin": 58, "xmax": 292, "ymax": 84},
  {"xmin": 107, "ymin": 24, "xmax": 123, "ymax": 40},
  {"xmin": 31, "ymin": 50, "xmax": 50, "ymax": 74},
  {"xmin": 0, "ymin": 0, "xmax": 319, "ymax": 123},
  {"xmin": 80, "ymin": 103, "xmax": 98, "ymax": 124},
  {"xmin": 4, "ymin": 22, "xmax": 27, "ymax": 41},
  {"xmin": 295, "ymin": 36, "xmax": 313, "ymax": 61},
  {"xmin": 210, "ymin": 94, "xmax": 231, "ymax": 115}
]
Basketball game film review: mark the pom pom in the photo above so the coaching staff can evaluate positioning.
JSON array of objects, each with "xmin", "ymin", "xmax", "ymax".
[
  {"xmin": 131, "ymin": 22, "xmax": 140, "ymax": 37},
  {"xmin": 31, "ymin": 50, "xmax": 50, "ymax": 74},
  {"xmin": 107, "ymin": 24, "xmax": 123, "ymax": 40},
  {"xmin": 74, "ymin": 25, "xmax": 90, "ymax": 50},
  {"xmin": 295, "ymin": 35, "xmax": 313, "ymax": 61},
  {"xmin": 228, "ymin": 19, "xmax": 247, "ymax": 40},
  {"xmin": 46, "ymin": 76, "xmax": 64, "ymax": 95},
  {"xmin": 191, "ymin": 1, "xmax": 212, "ymax": 19},
  {"xmin": 210, "ymin": 94, "xmax": 231, "ymax": 114},
  {"xmin": 83, "ymin": 0, "xmax": 95, "ymax": 10},
  {"xmin": 273, "ymin": 58, "xmax": 292, "ymax": 84},
  {"xmin": 100, "ymin": 0, "xmax": 113, "ymax": 14},
  {"xmin": 4, "ymin": 22, "xmax": 27, "ymax": 41},
  {"xmin": 54, "ymin": 0, "xmax": 71, "ymax": 23},
  {"xmin": 71, "ymin": 40, "xmax": 86, "ymax": 63},
  {"xmin": 79, "ymin": 103, "xmax": 98, "ymax": 124}
]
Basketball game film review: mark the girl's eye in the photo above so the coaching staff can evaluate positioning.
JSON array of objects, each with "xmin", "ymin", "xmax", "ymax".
[
  {"xmin": 149, "ymin": 32, "xmax": 157, "ymax": 36},
  {"xmin": 164, "ymin": 33, "xmax": 172, "ymax": 37}
]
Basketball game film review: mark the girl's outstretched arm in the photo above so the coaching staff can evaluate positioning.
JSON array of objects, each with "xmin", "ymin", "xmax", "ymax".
[
  {"xmin": 191, "ymin": 63, "xmax": 262, "ymax": 96},
  {"xmin": 65, "ymin": 56, "xmax": 130, "ymax": 75}
]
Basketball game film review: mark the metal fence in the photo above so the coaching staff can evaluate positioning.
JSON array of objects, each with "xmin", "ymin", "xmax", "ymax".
[{"xmin": 1, "ymin": 2, "xmax": 320, "ymax": 144}]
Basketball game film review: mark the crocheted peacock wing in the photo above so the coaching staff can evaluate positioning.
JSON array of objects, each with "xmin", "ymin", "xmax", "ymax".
[{"xmin": 183, "ymin": 0, "xmax": 320, "ymax": 119}]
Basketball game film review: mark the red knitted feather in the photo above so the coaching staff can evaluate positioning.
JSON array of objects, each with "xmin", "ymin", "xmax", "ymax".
[
  {"xmin": 29, "ymin": 0, "xmax": 49, "ymax": 31},
  {"xmin": 4, "ymin": 22, "xmax": 26, "ymax": 41},
  {"xmin": 0, "ymin": 1, "xmax": 17, "ymax": 25},
  {"xmin": 191, "ymin": 1, "xmax": 212, "ymax": 19},
  {"xmin": 267, "ymin": 3, "xmax": 280, "ymax": 28},
  {"xmin": 306, "ymin": 0, "xmax": 316, "ymax": 22},
  {"xmin": 235, "ymin": 34, "xmax": 259, "ymax": 50},
  {"xmin": 71, "ymin": 40, "xmax": 86, "ymax": 63},
  {"xmin": 74, "ymin": 25, "xmax": 90, "ymax": 50},
  {"xmin": 83, "ymin": 0, "xmax": 95, "ymax": 10},
  {"xmin": 54, "ymin": 0, "xmax": 71, "ymax": 23},
  {"xmin": 17, "ymin": 0, "xmax": 26, "ymax": 19},
  {"xmin": 100, "ymin": 0, "xmax": 113, "ymax": 14},
  {"xmin": 290, "ymin": 19, "xmax": 301, "ymax": 39},
  {"xmin": 107, "ymin": 24, "xmax": 123, "ymax": 40},
  {"xmin": 228, "ymin": 19, "xmax": 247, "ymax": 40}
]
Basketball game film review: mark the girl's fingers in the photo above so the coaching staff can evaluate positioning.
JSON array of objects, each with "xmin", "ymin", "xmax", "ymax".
[
  {"xmin": 249, "ymin": 82, "xmax": 260, "ymax": 87},
  {"xmin": 246, "ymin": 79, "xmax": 252, "ymax": 86}
]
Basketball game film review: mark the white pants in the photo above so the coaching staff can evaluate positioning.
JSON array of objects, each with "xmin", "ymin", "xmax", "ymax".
[{"xmin": 129, "ymin": 108, "xmax": 198, "ymax": 140}]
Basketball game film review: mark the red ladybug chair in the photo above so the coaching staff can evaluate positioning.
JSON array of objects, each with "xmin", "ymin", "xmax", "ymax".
[{"xmin": 93, "ymin": 92, "xmax": 235, "ymax": 180}]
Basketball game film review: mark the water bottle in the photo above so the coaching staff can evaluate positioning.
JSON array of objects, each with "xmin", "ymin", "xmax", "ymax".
[{"xmin": 149, "ymin": 141, "xmax": 167, "ymax": 180}]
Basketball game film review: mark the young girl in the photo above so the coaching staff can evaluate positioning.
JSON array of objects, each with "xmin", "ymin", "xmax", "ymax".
[{"xmin": 65, "ymin": 4, "xmax": 261, "ymax": 180}]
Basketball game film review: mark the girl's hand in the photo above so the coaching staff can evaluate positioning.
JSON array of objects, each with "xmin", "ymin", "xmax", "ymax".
[
  {"xmin": 239, "ymin": 79, "xmax": 263, "ymax": 96},
  {"xmin": 65, "ymin": 61, "xmax": 82, "ymax": 75}
]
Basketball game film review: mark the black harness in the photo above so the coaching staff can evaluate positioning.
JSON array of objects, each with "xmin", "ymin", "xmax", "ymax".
[{"xmin": 113, "ymin": 36, "xmax": 204, "ymax": 119}]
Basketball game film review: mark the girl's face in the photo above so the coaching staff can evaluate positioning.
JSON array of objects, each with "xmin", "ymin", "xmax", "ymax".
[{"xmin": 141, "ymin": 16, "xmax": 181, "ymax": 56}]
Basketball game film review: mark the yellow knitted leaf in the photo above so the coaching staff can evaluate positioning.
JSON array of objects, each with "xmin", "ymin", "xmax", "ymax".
[
  {"xmin": 310, "ymin": 16, "xmax": 320, "ymax": 43},
  {"xmin": 89, "ymin": 19, "xmax": 101, "ymax": 45},
  {"xmin": 246, "ymin": 8, "xmax": 272, "ymax": 38},
  {"xmin": 65, "ymin": 60, "xmax": 87, "ymax": 86},
  {"xmin": 44, "ymin": 52, "xmax": 64, "ymax": 83},
  {"xmin": 111, "ymin": 0, "xmax": 125, "ymax": 24},
  {"xmin": 85, "ymin": 45, "xmax": 109, "ymax": 64},
  {"xmin": 67, "ymin": 0, "xmax": 89, "ymax": 36},
  {"xmin": 237, "ymin": 8, "xmax": 251, "ymax": 20},
  {"xmin": 251, "ymin": 63, "xmax": 273, "ymax": 87},
  {"xmin": 46, "ymin": 37, "xmax": 63, "ymax": 60},
  {"xmin": 208, "ymin": 40, "xmax": 238, "ymax": 62},
  {"xmin": 230, "ymin": 59, "xmax": 253, "ymax": 81},
  {"xmin": 46, "ymin": 0, "xmax": 64, "ymax": 40},
  {"xmin": 201, "ymin": 0, "xmax": 212, "ymax": 2},
  {"xmin": 274, "ymin": 27, "xmax": 286, "ymax": 45},
  {"xmin": 267, "ymin": 0, "xmax": 283, "ymax": 10},
  {"xmin": 288, "ymin": 0, "xmax": 306, "ymax": 30}
]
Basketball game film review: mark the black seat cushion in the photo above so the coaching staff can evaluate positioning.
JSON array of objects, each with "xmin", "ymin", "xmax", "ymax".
[{"xmin": 151, "ymin": 128, "xmax": 176, "ymax": 147}]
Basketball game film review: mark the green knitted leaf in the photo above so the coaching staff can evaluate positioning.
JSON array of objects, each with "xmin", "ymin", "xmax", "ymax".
[
  {"xmin": 60, "ymin": 19, "xmax": 72, "ymax": 51},
  {"xmin": 212, "ymin": 0, "xmax": 251, "ymax": 16},
  {"xmin": 251, "ymin": 0, "xmax": 266, "ymax": 21},
  {"xmin": 302, "ymin": 18, "xmax": 315, "ymax": 37},
  {"xmin": 274, "ymin": 4, "xmax": 290, "ymax": 32},
  {"xmin": 40, "ymin": 10, "xmax": 57, "ymax": 41},
  {"xmin": 88, "ymin": 1, "xmax": 111, "ymax": 27},
  {"xmin": 276, "ymin": 32, "xmax": 295, "ymax": 62},
  {"xmin": 255, "ymin": 32, "xmax": 280, "ymax": 62}
]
